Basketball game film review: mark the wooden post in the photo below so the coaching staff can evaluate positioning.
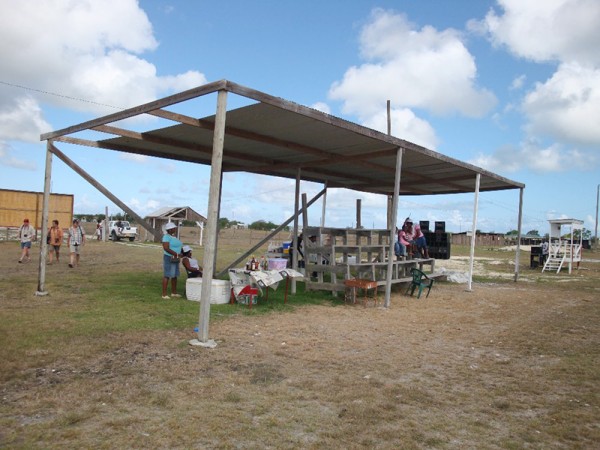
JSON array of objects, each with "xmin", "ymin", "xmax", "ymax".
[
  {"xmin": 320, "ymin": 181, "xmax": 327, "ymax": 228},
  {"xmin": 356, "ymin": 199, "xmax": 362, "ymax": 228},
  {"xmin": 467, "ymin": 174, "xmax": 481, "ymax": 291},
  {"xmin": 104, "ymin": 206, "xmax": 108, "ymax": 241},
  {"xmin": 387, "ymin": 100, "xmax": 391, "ymax": 135},
  {"xmin": 384, "ymin": 147, "xmax": 403, "ymax": 308},
  {"xmin": 195, "ymin": 89, "xmax": 227, "ymax": 346},
  {"xmin": 299, "ymin": 193, "xmax": 309, "ymax": 291},
  {"xmin": 386, "ymin": 100, "xmax": 393, "ymax": 232},
  {"xmin": 36, "ymin": 141, "xmax": 53, "ymax": 295},
  {"xmin": 291, "ymin": 169, "xmax": 301, "ymax": 294},
  {"xmin": 514, "ymin": 187, "xmax": 524, "ymax": 281}
]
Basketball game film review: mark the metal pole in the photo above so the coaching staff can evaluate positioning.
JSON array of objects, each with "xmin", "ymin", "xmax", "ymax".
[
  {"xmin": 194, "ymin": 89, "xmax": 227, "ymax": 347},
  {"xmin": 467, "ymin": 174, "xmax": 481, "ymax": 292}
]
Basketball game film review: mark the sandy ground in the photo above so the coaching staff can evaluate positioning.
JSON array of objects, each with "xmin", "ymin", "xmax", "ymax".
[{"xmin": 1, "ymin": 240, "xmax": 599, "ymax": 448}]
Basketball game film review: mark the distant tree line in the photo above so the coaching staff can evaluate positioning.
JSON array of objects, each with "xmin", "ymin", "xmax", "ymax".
[
  {"xmin": 218, "ymin": 217, "xmax": 289, "ymax": 232},
  {"xmin": 74, "ymin": 213, "xmax": 130, "ymax": 223}
]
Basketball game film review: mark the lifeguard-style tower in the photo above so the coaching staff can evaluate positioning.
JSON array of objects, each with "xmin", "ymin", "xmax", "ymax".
[{"xmin": 542, "ymin": 219, "xmax": 584, "ymax": 274}]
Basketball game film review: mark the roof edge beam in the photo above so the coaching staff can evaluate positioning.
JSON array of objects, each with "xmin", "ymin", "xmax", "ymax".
[{"xmin": 40, "ymin": 80, "xmax": 227, "ymax": 141}]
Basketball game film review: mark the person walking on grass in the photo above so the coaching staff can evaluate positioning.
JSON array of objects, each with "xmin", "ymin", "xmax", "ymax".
[
  {"xmin": 162, "ymin": 222, "xmax": 182, "ymax": 299},
  {"xmin": 18, "ymin": 218, "xmax": 36, "ymax": 263},
  {"xmin": 47, "ymin": 219, "xmax": 64, "ymax": 264},
  {"xmin": 67, "ymin": 218, "xmax": 85, "ymax": 268}
]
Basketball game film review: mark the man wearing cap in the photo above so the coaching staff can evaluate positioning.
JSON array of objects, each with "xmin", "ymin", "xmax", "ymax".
[
  {"xmin": 18, "ymin": 218, "xmax": 36, "ymax": 263},
  {"xmin": 67, "ymin": 218, "xmax": 86, "ymax": 268},
  {"xmin": 162, "ymin": 222, "xmax": 182, "ymax": 299}
]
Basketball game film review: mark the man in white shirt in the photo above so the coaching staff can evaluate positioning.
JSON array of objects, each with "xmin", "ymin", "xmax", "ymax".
[
  {"xmin": 67, "ymin": 219, "xmax": 86, "ymax": 268},
  {"xmin": 18, "ymin": 218, "xmax": 36, "ymax": 263}
]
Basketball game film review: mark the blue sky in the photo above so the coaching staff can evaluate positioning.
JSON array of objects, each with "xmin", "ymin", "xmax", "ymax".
[{"xmin": 1, "ymin": 0, "xmax": 599, "ymax": 235}]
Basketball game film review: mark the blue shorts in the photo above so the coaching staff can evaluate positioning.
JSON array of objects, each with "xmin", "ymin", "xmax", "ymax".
[
  {"xmin": 21, "ymin": 242, "xmax": 32, "ymax": 249},
  {"xmin": 163, "ymin": 254, "xmax": 180, "ymax": 278},
  {"xmin": 415, "ymin": 236, "xmax": 427, "ymax": 249}
]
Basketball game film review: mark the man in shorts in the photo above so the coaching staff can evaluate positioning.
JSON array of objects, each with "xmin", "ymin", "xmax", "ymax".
[
  {"xmin": 67, "ymin": 219, "xmax": 86, "ymax": 268},
  {"xmin": 18, "ymin": 218, "xmax": 36, "ymax": 263}
]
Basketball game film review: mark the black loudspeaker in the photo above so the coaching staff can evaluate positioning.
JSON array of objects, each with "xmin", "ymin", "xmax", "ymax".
[
  {"xmin": 419, "ymin": 221, "xmax": 430, "ymax": 232},
  {"xmin": 435, "ymin": 221, "xmax": 445, "ymax": 233}
]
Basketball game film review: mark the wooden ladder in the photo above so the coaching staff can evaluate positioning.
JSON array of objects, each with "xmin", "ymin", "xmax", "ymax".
[
  {"xmin": 542, "ymin": 255, "xmax": 564, "ymax": 273},
  {"xmin": 542, "ymin": 245, "xmax": 571, "ymax": 274}
]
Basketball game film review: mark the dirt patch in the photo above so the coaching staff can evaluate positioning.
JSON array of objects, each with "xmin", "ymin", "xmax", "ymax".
[{"xmin": 1, "ymin": 239, "xmax": 599, "ymax": 448}]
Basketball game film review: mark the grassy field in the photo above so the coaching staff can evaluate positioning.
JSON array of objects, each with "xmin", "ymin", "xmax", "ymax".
[{"xmin": 0, "ymin": 235, "xmax": 599, "ymax": 449}]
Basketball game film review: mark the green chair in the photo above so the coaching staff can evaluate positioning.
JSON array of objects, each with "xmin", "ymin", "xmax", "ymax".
[{"xmin": 405, "ymin": 268, "xmax": 434, "ymax": 299}]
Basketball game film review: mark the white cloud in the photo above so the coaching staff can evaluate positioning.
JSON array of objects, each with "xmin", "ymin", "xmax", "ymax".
[
  {"xmin": 472, "ymin": 1, "xmax": 600, "ymax": 151},
  {"xmin": 523, "ymin": 63, "xmax": 600, "ymax": 147},
  {"xmin": 329, "ymin": 9, "xmax": 496, "ymax": 120},
  {"xmin": 469, "ymin": 140, "xmax": 594, "ymax": 173},
  {"xmin": 128, "ymin": 198, "xmax": 161, "ymax": 216},
  {"xmin": 361, "ymin": 108, "xmax": 439, "ymax": 149},
  {"xmin": 0, "ymin": 0, "xmax": 207, "ymax": 139},
  {"xmin": 510, "ymin": 74, "xmax": 526, "ymax": 90},
  {"xmin": 0, "ymin": 97, "xmax": 52, "ymax": 142},
  {"xmin": 119, "ymin": 153, "xmax": 148, "ymax": 163},
  {"xmin": 311, "ymin": 102, "xmax": 331, "ymax": 114},
  {"xmin": 474, "ymin": 0, "xmax": 600, "ymax": 65},
  {"xmin": 0, "ymin": 142, "xmax": 37, "ymax": 171}
]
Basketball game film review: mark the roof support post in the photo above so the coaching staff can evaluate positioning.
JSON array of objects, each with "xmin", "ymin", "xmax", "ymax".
[
  {"xmin": 514, "ymin": 187, "xmax": 524, "ymax": 281},
  {"xmin": 291, "ymin": 168, "xmax": 301, "ymax": 294},
  {"xmin": 467, "ymin": 173, "xmax": 481, "ymax": 292},
  {"xmin": 48, "ymin": 143, "xmax": 161, "ymax": 241},
  {"xmin": 36, "ymin": 141, "xmax": 53, "ymax": 296},
  {"xmin": 384, "ymin": 147, "xmax": 403, "ymax": 308},
  {"xmin": 320, "ymin": 181, "xmax": 327, "ymax": 227},
  {"xmin": 195, "ymin": 89, "xmax": 228, "ymax": 347},
  {"xmin": 595, "ymin": 184, "xmax": 599, "ymax": 250}
]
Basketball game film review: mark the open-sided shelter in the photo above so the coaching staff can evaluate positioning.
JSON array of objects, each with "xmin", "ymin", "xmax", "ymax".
[{"xmin": 37, "ymin": 80, "xmax": 525, "ymax": 345}]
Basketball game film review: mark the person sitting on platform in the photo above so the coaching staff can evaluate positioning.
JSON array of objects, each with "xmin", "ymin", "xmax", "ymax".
[
  {"xmin": 181, "ymin": 245, "xmax": 203, "ymax": 278},
  {"xmin": 413, "ymin": 223, "xmax": 429, "ymax": 258},
  {"xmin": 395, "ymin": 223, "xmax": 412, "ymax": 260}
]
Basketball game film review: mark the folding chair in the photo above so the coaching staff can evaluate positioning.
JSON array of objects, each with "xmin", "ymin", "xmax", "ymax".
[{"xmin": 405, "ymin": 268, "xmax": 434, "ymax": 299}]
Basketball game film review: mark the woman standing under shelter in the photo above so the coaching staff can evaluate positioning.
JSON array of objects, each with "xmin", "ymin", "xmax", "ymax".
[{"xmin": 162, "ymin": 222, "xmax": 182, "ymax": 299}]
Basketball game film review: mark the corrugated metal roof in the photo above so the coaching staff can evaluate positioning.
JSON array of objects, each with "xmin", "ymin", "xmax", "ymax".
[{"xmin": 44, "ymin": 79, "xmax": 523, "ymax": 197}]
